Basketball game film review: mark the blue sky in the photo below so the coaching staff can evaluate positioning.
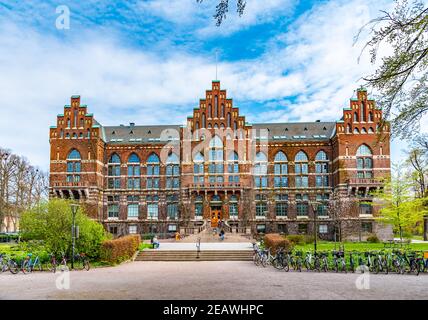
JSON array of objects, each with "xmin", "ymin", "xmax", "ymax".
[{"xmin": 0, "ymin": 0, "xmax": 416, "ymax": 170}]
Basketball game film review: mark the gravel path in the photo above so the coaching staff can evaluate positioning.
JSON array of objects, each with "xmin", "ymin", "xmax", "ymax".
[{"xmin": 1, "ymin": 261, "xmax": 427, "ymax": 300}]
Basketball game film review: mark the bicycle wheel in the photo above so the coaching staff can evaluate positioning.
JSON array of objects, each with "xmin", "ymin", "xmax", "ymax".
[
  {"xmin": 83, "ymin": 259, "xmax": 90, "ymax": 271},
  {"xmin": 8, "ymin": 260, "xmax": 19, "ymax": 274},
  {"xmin": 272, "ymin": 257, "xmax": 282, "ymax": 270},
  {"xmin": 261, "ymin": 254, "xmax": 268, "ymax": 268},
  {"xmin": 21, "ymin": 260, "xmax": 30, "ymax": 274}
]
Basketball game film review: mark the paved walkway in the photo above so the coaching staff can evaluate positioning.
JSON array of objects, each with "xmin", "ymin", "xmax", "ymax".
[
  {"xmin": 155, "ymin": 242, "xmax": 254, "ymax": 251},
  {"xmin": 1, "ymin": 261, "xmax": 427, "ymax": 300}
]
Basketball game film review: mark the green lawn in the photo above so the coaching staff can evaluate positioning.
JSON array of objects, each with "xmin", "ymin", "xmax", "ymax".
[{"xmin": 293, "ymin": 241, "xmax": 428, "ymax": 252}]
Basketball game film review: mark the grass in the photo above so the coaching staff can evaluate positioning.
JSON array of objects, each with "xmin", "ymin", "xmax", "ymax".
[
  {"xmin": 293, "ymin": 241, "xmax": 428, "ymax": 252},
  {"xmin": 139, "ymin": 243, "xmax": 154, "ymax": 251}
]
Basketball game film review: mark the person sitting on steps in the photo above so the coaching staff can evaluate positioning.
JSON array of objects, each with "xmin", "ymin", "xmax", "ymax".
[{"xmin": 219, "ymin": 229, "xmax": 225, "ymax": 241}]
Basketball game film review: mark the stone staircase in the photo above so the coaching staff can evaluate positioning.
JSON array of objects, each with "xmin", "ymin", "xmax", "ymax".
[{"xmin": 135, "ymin": 250, "xmax": 253, "ymax": 261}]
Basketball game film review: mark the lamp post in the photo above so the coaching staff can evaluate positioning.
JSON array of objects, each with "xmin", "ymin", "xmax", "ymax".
[
  {"xmin": 310, "ymin": 201, "xmax": 320, "ymax": 255},
  {"xmin": 70, "ymin": 203, "xmax": 80, "ymax": 270}
]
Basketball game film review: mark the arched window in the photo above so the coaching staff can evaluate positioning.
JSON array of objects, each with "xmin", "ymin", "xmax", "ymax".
[
  {"xmin": 147, "ymin": 153, "xmax": 160, "ymax": 189},
  {"xmin": 347, "ymin": 124, "xmax": 351, "ymax": 134},
  {"xmin": 202, "ymin": 113, "xmax": 206, "ymax": 128},
  {"xmin": 354, "ymin": 112, "xmax": 358, "ymax": 122},
  {"xmin": 356, "ymin": 144, "xmax": 373, "ymax": 179},
  {"xmin": 80, "ymin": 118, "xmax": 84, "ymax": 128},
  {"xmin": 67, "ymin": 118, "xmax": 70, "ymax": 128},
  {"xmin": 227, "ymin": 151, "xmax": 239, "ymax": 184},
  {"xmin": 294, "ymin": 151, "xmax": 308, "ymax": 188},
  {"xmin": 107, "ymin": 153, "xmax": 121, "ymax": 189},
  {"xmin": 368, "ymin": 112, "xmax": 373, "ymax": 122},
  {"xmin": 214, "ymin": 96, "xmax": 218, "ymax": 118},
  {"xmin": 208, "ymin": 104, "xmax": 212, "ymax": 118},
  {"xmin": 221, "ymin": 104, "xmax": 225, "ymax": 118},
  {"xmin": 274, "ymin": 151, "xmax": 288, "ymax": 188},
  {"xmin": 315, "ymin": 151, "xmax": 329, "ymax": 187},
  {"xmin": 67, "ymin": 149, "xmax": 81, "ymax": 160},
  {"xmin": 86, "ymin": 129, "xmax": 90, "ymax": 139},
  {"xmin": 227, "ymin": 113, "xmax": 231, "ymax": 127},
  {"xmin": 194, "ymin": 194, "xmax": 204, "ymax": 218},
  {"xmin": 66, "ymin": 149, "xmax": 81, "ymax": 183},
  {"xmin": 368, "ymin": 127, "xmax": 374, "ymax": 134},
  {"xmin": 254, "ymin": 152, "xmax": 268, "ymax": 188},
  {"xmin": 193, "ymin": 152, "xmax": 204, "ymax": 184},
  {"xmin": 229, "ymin": 194, "xmax": 238, "ymax": 218},
  {"xmin": 361, "ymin": 102, "xmax": 366, "ymax": 122},
  {"xmin": 208, "ymin": 136, "xmax": 224, "ymax": 183},
  {"xmin": 361, "ymin": 127, "xmax": 367, "ymax": 134},
  {"xmin": 127, "ymin": 153, "xmax": 140, "ymax": 190},
  {"xmin": 353, "ymin": 128, "xmax": 360, "ymax": 134},
  {"xmin": 166, "ymin": 153, "xmax": 180, "ymax": 189}
]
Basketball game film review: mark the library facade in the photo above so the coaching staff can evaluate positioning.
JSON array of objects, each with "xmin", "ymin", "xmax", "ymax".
[{"xmin": 49, "ymin": 81, "xmax": 391, "ymax": 239}]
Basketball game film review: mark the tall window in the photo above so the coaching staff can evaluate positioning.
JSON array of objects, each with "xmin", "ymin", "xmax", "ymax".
[
  {"xmin": 316, "ymin": 194, "xmax": 329, "ymax": 216},
  {"xmin": 315, "ymin": 150, "xmax": 329, "ymax": 187},
  {"xmin": 202, "ymin": 113, "xmax": 206, "ymax": 128},
  {"xmin": 354, "ymin": 112, "xmax": 358, "ymax": 122},
  {"xmin": 193, "ymin": 152, "xmax": 204, "ymax": 184},
  {"xmin": 274, "ymin": 151, "xmax": 288, "ymax": 188},
  {"xmin": 227, "ymin": 113, "xmax": 231, "ymax": 127},
  {"xmin": 167, "ymin": 194, "xmax": 179, "ymax": 220},
  {"xmin": 296, "ymin": 194, "xmax": 309, "ymax": 216},
  {"xmin": 166, "ymin": 153, "xmax": 180, "ymax": 189},
  {"xmin": 275, "ymin": 194, "xmax": 288, "ymax": 217},
  {"xmin": 147, "ymin": 195, "xmax": 159, "ymax": 220},
  {"xmin": 361, "ymin": 102, "xmax": 366, "ymax": 122},
  {"xmin": 208, "ymin": 135, "xmax": 224, "ymax": 183},
  {"xmin": 214, "ymin": 96, "xmax": 218, "ymax": 117},
  {"xmin": 195, "ymin": 195, "xmax": 204, "ymax": 218},
  {"xmin": 229, "ymin": 195, "xmax": 238, "ymax": 218},
  {"xmin": 107, "ymin": 195, "xmax": 120, "ymax": 219},
  {"xmin": 255, "ymin": 194, "xmax": 267, "ymax": 218},
  {"xmin": 294, "ymin": 151, "xmax": 308, "ymax": 188},
  {"xmin": 227, "ymin": 152, "xmax": 239, "ymax": 184},
  {"xmin": 208, "ymin": 104, "xmax": 212, "ymax": 118},
  {"xmin": 356, "ymin": 144, "xmax": 373, "ymax": 178},
  {"xmin": 221, "ymin": 104, "xmax": 225, "ymax": 118},
  {"xmin": 146, "ymin": 153, "xmax": 160, "ymax": 189},
  {"xmin": 254, "ymin": 152, "xmax": 268, "ymax": 188},
  {"xmin": 127, "ymin": 195, "xmax": 139, "ymax": 219},
  {"xmin": 127, "ymin": 153, "xmax": 140, "ymax": 190},
  {"xmin": 107, "ymin": 153, "xmax": 121, "ymax": 189},
  {"xmin": 368, "ymin": 112, "xmax": 373, "ymax": 122},
  {"xmin": 66, "ymin": 149, "xmax": 81, "ymax": 183}
]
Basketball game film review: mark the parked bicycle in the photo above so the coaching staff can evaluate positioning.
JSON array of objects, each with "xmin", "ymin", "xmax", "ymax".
[
  {"xmin": 21, "ymin": 253, "xmax": 42, "ymax": 274},
  {"xmin": 0, "ymin": 253, "xmax": 19, "ymax": 274}
]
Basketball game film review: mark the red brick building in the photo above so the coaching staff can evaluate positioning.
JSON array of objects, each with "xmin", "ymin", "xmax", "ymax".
[{"xmin": 49, "ymin": 81, "xmax": 391, "ymax": 239}]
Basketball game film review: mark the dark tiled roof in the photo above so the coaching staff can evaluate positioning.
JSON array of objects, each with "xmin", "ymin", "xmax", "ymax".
[
  {"xmin": 251, "ymin": 122, "xmax": 336, "ymax": 141},
  {"xmin": 104, "ymin": 124, "xmax": 181, "ymax": 144}
]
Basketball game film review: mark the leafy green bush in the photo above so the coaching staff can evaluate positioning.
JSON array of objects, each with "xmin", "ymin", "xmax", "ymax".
[
  {"xmin": 304, "ymin": 235, "xmax": 315, "ymax": 244},
  {"xmin": 366, "ymin": 234, "xmax": 380, "ymax": 243},
  {"xmin": 286, "ymin": 235, "xmax": 305, "ymax": 245},
  {"xmin": 20, "ymin": 199, "xmax": 109, "ymax": 259}
]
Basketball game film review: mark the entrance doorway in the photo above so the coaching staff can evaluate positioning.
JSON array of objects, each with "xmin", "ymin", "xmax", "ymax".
[{"xmin": 211, "ymin": 207, "xmax": 222, "ymax": 228}]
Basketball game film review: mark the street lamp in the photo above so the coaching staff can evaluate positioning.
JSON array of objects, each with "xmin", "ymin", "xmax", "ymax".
[
  {"xmin": 310, "ymin": 201, "xmax": 320, "ymax": 255},
  {"xmin": 70, "ymin": 203, "xmax": 80, "ymax": 270}
]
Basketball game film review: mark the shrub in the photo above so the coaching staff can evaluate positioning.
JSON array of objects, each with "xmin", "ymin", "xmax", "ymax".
[
  {"xmin": 286, "ymin": 235, "xmax": 305, "ymax": 246},
  {"xmin": 264, "ymin": 233, "xmax": 293, "ymax": 254},
  {"xmin": 366, "ymin": 234, "xmax": 380, "ymax": 243},
  {"xmin": 304, "ymin": 235, "xmax": 315, "ymax": 244},
  {"xmin": 100, "ymin": 235, "xmax": 141, "ymax": 264},
  {"xmin": 20, "ymin": 199, "xmax": 109, "ymax": 259}
]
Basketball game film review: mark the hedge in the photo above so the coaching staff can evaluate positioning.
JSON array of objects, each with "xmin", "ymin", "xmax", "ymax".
[
  {"xmin": 100, "ymin": 235, "xmax": 141, "ymax": 264},
  {"xmin": 264, "ymin": 233, "xmax": 293, "ymax": 254}
]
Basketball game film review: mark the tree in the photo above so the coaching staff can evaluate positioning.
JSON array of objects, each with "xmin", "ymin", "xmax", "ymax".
[
  {"xmin": 196, "ymin": 0, "xmax": 246, "ymax": 26},
  {"xmin": 0, "ymin": 148, "xmax": 48, "ymax": 232},
  {"xmin": 20, "ymin": 199, "xmax": 108, "ymax": 259},
  {"xmin": 357, "ymin": 0, "xmax": 428, "ymax": 138},
  {"xmin": 328, "ymin": 190, "xmax": 356, "ymax": 245},
  {"xmin": 375, "ymin": 163, "xmax": 427, "ymax": 241},
  {"xmin": 406, "ymin": 147, "xmax": 428, "ymax": 197}
]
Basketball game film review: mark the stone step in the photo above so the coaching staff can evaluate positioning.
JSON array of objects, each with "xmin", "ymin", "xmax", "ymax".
[{"xmin": 136, "ymin": 250, "xmax": 253, "ymax": 261}]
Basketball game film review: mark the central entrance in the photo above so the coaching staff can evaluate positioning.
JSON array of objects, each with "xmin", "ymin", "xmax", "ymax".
[{"xmin": 211, "ymin": 206, "xmax": 222, "ymax": 228}]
